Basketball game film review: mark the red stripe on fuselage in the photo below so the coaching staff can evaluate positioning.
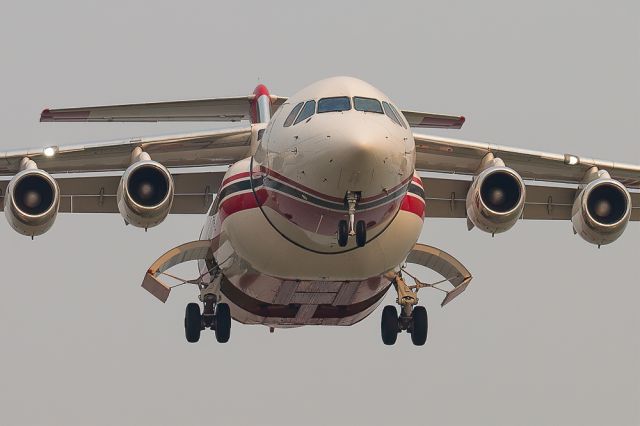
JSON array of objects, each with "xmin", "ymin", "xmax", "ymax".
[
  {"xmin": 218, "ymin": 189, "xmax": 268, "ymax": 223},
  {"xmin": 400, "ymin": 194, "xmax": 425, "ymax": 219},
  {"xmin": 222, "ymin": 171, "xmax": 252, "ymax": 187}
]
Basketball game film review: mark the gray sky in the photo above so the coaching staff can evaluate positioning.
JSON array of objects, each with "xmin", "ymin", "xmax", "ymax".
[{"xmin": 0, "ymin": 1, "xmax": 638, "ymax": 425}]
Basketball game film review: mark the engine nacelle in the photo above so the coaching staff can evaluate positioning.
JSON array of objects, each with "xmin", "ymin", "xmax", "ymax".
[
  {"xmin": 466, "ymin": 165, "xmax": 526, "ymax": 234},
  {"xmin": 117, "ymin": 160, "xmax": 174, "ymax": 229},
  {"xmin": 571, "ymin": 176, "xmax": 631, "ymax": 246},
  {"xmin": 4, "ymin": 168, "xmax": 60, "ymax": 236}
]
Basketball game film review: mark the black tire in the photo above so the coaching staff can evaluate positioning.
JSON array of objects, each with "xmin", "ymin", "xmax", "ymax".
[
  {"xmin": 381, "ymin": 305, "xmax": 399, "ymax": 345},
  {"xmin": 355, "ymin": 220, "xmax": 366, "ymax": 247},
  {"xmin": 184, "ymin": 303, "xmax": 202, "ymax": 343},
  {"xmin": 214, "ymin": 303, "xmax": 231, "ymax": 343},
  {"xmin": 337, "ymin": 220, "xmax": 349, "ymax": 247},
  {"xmin": 411, "ymin": 306, "xmax": 428, "ymax": 346}
]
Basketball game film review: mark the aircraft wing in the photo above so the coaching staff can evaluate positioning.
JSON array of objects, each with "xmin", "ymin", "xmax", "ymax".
[
  {"xmin": 413, "ymin": 133, "xmax": 640, "ymax": 221},
  {"xmin": 0, "ymin": 126, "xmax": 253, "ymax": 175},
  {"xmin": 40, "ymin": 96, "xmax": 288, "ymax": 122},
  {"xmin": 414, "ymin": 133, "xmax": 640, "ymax": 189},
  {"xmin": 0, "ymin": 126, "xmax": 255, "ymax": 215}
]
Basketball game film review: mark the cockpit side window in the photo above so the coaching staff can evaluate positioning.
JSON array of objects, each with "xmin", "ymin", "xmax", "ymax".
[
  {"xmin": 354, "ymin": 97, "xmax": 383, "ymax": 114},
  {"xmin": 388, "ymin": 103, "xmax": 407, "ymax": 128},
  {"xmin": 382, "ymin": 101, "xmax": 402, "ymax": 126},
  {"xmin": 294, "ymin": 100, "xmax": 316, "ymax": 125},
  {"xmin": 283, "ymin": 102, "xmax": 304, "ymax": 127},
  {"xmin": 317, "ymin": 96, "xmax": 351, "ymax": 113}
]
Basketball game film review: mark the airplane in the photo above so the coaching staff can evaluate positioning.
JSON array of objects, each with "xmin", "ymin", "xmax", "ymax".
[{"xmin": 1, "ymin": 76, "xmax": 638, "ymax": 346}]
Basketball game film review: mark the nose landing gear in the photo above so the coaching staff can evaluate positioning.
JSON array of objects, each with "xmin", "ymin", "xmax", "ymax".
[
  {"xmin": 337, "ymin": 191, "xmax": 366, "ymax": 247},
  {"xmin": 380, "ymin": 274, "xmax": 429, "ymax": 346}
]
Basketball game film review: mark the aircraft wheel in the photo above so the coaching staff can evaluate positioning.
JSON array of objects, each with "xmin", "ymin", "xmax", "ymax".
[
  {"xmin": 355, "ymin": 220, "xmax": 366, "ymax": 247},
  {"xmin": 337, "ymin": 220, "xmax": 349, "ymax": 247},
  {"xmin": 381, "ymin": 305, "xmax": 399, "ymax": 345},
  {"xmin": 184, "ymin": 303, "xmax": 202, "ymax": 343},
  {"xmin": 214, "ymin": 303, "xmax": 231, "ymax": 343},
  {"xmin": 411, "ymin": 306, "xmax": 428, "ymax": 346}
]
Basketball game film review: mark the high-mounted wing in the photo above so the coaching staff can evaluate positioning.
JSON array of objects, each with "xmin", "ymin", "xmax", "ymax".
[
  {"xmin": 414, "ymin": 133, "xmax": 640, "ymax": 188},
  {"xmin": 413, "ymin": 133, "xmax": 639, "ymax": 245},
  {"xmin": 40, "ymin": 96, "xmax": 288, "ymax": 123},
  {"xmin": 0, "ymin": 126, "xmax": 257, "ymax": 236},
  {"xmin": 400, "ymin": 110, "xmax": 466, "ymax": 129},
  {"xmin": 0, "ymin": 126, "xmax": 253, "ymax": 175}
]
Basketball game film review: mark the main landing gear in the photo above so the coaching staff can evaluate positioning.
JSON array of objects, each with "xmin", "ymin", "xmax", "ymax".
[
  {"xmin": 381, "ymin": 274, "xmax": 428, "ymax": 346},
  {"xmin": 337, "ymin": 191, "xmax": 366, "ymax": 247},
  {"xmin": 184, "ymin": 264, "xmax": 231, "ymax": 344},
  {"xmin": 184, "ymin": 295, "xmax": 231, "ymax": 343}
]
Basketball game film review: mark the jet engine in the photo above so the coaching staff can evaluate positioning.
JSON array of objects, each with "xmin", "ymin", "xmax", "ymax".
[
  {"xmin": 117, "ymin": 158, "xmax": 174, "ymax": 229},
  {"xmin": 466, "ymin": 161, "xmax": 526, "ymax": 234},
  {"xmin": 4, "ymin": 167, "xmax": 60, "ymax": 237},
  {"xmin": 571, "ymin": 173, "xmax": 631, "ymax": 246}
]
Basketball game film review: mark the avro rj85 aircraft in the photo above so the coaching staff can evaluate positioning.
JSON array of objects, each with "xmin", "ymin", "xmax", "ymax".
[{"xmin": 1, "ymin": 77, "xmax": 638, "ymax": 345}]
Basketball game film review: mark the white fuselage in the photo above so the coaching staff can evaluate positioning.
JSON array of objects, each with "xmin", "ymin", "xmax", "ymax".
[{"xmin": 199, "ymin": 77, "xmax": 426, "ymax": 327}]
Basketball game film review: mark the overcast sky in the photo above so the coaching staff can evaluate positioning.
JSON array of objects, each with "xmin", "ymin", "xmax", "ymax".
[{"xmin": 0, "ymin": 1, "xmax": 638, "ymax": 425}]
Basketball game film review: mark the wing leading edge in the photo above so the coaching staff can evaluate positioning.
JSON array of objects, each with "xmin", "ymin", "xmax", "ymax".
[
  {"xmin": 0, "ymin": 126, "xmax": 254, "ymax": 176},
  {"xmin": 414, "ymin": 133, "xmax": 640, "ymax": 189}
]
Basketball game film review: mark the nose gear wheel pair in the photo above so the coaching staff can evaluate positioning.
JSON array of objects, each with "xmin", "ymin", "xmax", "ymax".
[{"xmin": 337, "ymin": 191, "xmax": 366, "ymax": 247}]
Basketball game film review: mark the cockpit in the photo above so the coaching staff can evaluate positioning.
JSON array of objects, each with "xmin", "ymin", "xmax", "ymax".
[{"xmin": 283, "ymin": 96, "xmax": 407, "ymax": 128}]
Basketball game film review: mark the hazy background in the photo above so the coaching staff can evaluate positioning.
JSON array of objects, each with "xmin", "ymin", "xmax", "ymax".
[{"xmin": 0, "ymin": 1, "xmax": 638, "ymax": 425}]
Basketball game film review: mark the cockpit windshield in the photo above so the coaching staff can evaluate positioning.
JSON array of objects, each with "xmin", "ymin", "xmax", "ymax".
[
  {"xmin": 294, "ymin": 100, "xmax": 316, "ymax": 124},
  {"xmin": 353, "ymin": 97, "xmax": 383, "ymax": 114},
  {"xmin": 317, "ymin": 97, "xmax": 351, "ymax": 113}
]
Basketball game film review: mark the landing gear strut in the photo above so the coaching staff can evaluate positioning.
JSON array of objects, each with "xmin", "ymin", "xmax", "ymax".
[
  {"xmin": 380, "ymin": 274, "xmax": 428, "ymax": 346},
  {"xmin": 337, "ymin": 191, "xmax": 366, "ymax": 247}
]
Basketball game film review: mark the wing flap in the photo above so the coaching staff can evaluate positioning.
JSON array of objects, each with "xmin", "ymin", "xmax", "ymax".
[
  {"xmin": 420, "ymin": 175, "xmax": 638, "ymax": 221},
  {"xmin": 1, "ymin": 171, "xmax": 224, "ymax": 214}
]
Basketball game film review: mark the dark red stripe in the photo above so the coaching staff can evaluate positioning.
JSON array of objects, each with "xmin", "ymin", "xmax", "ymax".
[
  {"xmin": 222, "ymin": 171, "xmax": 252, "ymax": 187},
  {"xmin": 400, "ymin": 194, "xmax": 425, "ymax": 218},
  {"xmin": 218, "ymin": 189, "xmax": 267, "ymax": 223}
]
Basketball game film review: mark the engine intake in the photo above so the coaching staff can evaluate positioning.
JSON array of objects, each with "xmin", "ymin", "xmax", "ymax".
[
  {"xmin": 466, "ymin": 165, "xmax": 526, "ymax": 234},
  {"xmin": 4, "ymin": 168, "xmax": 60, "ymax": 236},
  {"xmin": 117, "ymin": 160, "xmax": 174, "ymax": 229},
  {"xmin": 572, "ymin": 176, "xmax": 631, "ymax": 245}
]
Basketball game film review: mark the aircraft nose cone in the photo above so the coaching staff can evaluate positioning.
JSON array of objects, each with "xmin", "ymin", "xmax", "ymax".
[{"xmin": 330, "ymin": 121, "xmax": 405, "ymax": 195}]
